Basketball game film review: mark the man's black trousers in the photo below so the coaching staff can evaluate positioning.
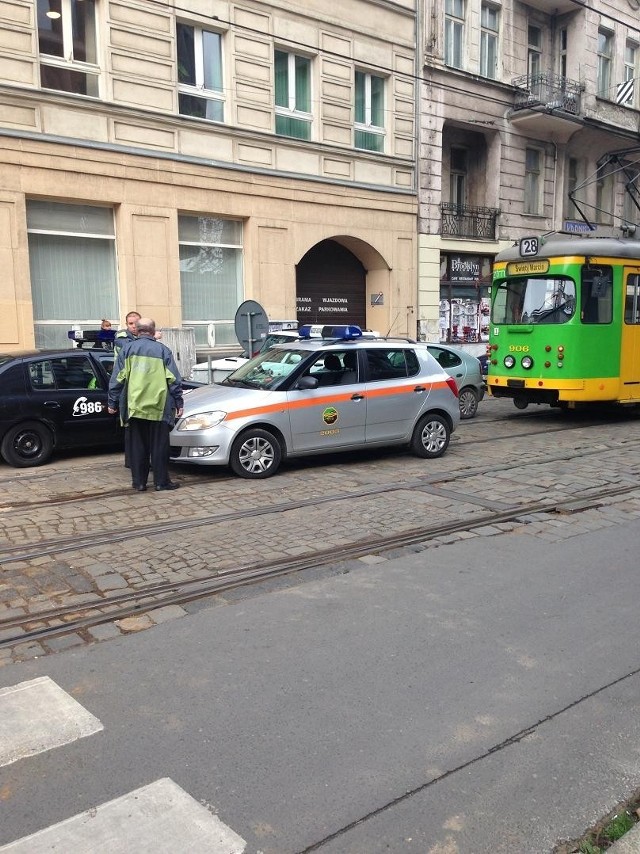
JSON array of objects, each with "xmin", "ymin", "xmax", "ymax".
[{"xmin": 128, "ymin": 417, "xmax": 171, "ymax": 488}]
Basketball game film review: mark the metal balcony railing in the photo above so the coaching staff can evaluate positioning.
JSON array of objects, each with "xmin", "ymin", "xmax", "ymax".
[
  {"xmin": 512, "ymin": 72, "xmax": 582, "ymax": 115},
  {"xmin": 440, "ymin": 203, "xmax": 499, "ymax": 239}
]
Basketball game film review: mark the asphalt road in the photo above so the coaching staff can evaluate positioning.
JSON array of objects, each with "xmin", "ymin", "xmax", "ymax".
[{"xmin": 2, "ymin": 521, "xmax": 640, "ymax": 852}]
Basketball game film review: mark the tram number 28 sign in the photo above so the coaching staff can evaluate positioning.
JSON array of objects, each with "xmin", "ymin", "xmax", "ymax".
[{"xmin": 519, "ymin": 236, "xmax": 540, "ymax": 257}]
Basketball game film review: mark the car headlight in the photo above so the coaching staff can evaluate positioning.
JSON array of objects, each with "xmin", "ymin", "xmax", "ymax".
[
  {"xmin": 521, "ymin": 356, "xmax": 534, "ymax": 370},
  {"xmin": 504, "ymin": 355, "xmax": 516, "ymax": 369},
  {"xmin": 177, "ymin": 410, "xmax": 227, "ymax": 431}
]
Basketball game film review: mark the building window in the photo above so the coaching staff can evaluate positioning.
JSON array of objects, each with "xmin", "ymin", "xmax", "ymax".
[
  {"xmin": 623, "ymin": 166, "xmax": 639, "ymax": 226},
  {"xmin": 354, "ymin": 70, "xmax": 385, "ymax": 152},
  {"xmin": 179, "ymin": 215, "xmax": 243, "ymax": 350},
  {"xmin": 27, "ymin": 201, "xmax": 118, "ymax": 349},
  {"xmin": 558, "ymin": 27, "xmax": 567, "ymax": 78},
  {"xmin": 177, "ymin": 23, "xmax": 224, "ymax": 122},
  {"xmin": 596, "ymin": 169, "xmax": 614, "ymax": 225},
  {"xmin": 527, "ymin": 26, "xmax": 542, "ymax": 81},
  {"xmin": 597, "ymin": 29, "xmax": 613, "ymax": 98},
  {"xmin": 480, "ymin": 5, "xmax": 499, "ymax": 79},
  {"xmin": 36, "ymin": 0, "xmax": 99, "ymax": 96},
  {"xmin": 274, "ymin": 50, "xmax": 312, "ymax": 140},
  {"xmin": 450, "ymin": 147, "xmax": 467, "ymax": 208},
  {"xmin": 566, "ymin": 156, "xmax": 581, "ymax": 219},
  {"xmin": 444, "ymin": 0, "xmax": 464, "ymax": 69},
  {"xmin": 618, "ymin": 41, "xmax": 637, "ymax": 106},
  {"xmin": 524, "ymin": 148, "xmax": 542, "ymax": 215}
]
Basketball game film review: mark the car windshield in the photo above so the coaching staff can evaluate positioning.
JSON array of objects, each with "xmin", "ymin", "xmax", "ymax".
[
  {"xmin": 222, "ymin": 347, "xmax": 306, "ymax": 390},
  {"xmin": 492, "ymin": 276, "xmax": 576, "ymax": 324}
]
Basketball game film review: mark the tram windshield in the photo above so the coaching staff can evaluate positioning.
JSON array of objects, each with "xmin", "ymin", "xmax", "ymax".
[{"xmin": 492, "ymin": 276, "xmax": 576, "ymax": 325}]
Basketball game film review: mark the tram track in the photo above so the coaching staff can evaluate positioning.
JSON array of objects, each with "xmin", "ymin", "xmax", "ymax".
[
  {"xmin": 0, "ymin": 414, "xmax": 635, "ymax": 513},
  {"xmin": 1, "ymin": 480, "xmax": 638, "ymax": 652},
  {"xmin": 3, "ymin": 432, "xmax": 640, "ymax": 564}
]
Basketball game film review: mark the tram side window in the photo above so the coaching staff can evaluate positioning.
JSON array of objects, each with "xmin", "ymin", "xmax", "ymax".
[
  {"xmin": 581, "ymin": 266, "xmax": 612, "ymax": 324},
  {"xmin": 624, "ymin": 274, "xmax": 640, "ymax": 324}
]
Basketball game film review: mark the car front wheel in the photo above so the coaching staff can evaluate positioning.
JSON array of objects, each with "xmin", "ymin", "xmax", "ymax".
[
  {"xmin": 410, "ymin": 413, "xmax": 450, "ymax": 459},
  {"xmin": 1, "ymin": 421, "xmax": 54, "ymax": 467},
  {"xmin": 458, "ymin": 386, "xmax": 479, "ymax": 419},
  {"xmin": 229, "ymin": 428, "xmax": 282, "ymax": 478}
]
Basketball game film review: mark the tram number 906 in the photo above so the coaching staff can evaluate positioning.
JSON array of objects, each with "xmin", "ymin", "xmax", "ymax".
[
  {"xmin": 519, "ymin": 237, "xmax": 539, "ymax": 257},
  {"xmin": 509, "ymin": 345, "xmax": 530, "ymax": 353}
]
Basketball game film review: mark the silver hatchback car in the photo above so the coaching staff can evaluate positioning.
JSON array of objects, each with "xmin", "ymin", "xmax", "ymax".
[
  {"xmin": 170, "ymin": 327, "xmax": 461, "ymax": 478},
  {"xmin": 426, "ymin": 344, "xmax": 485, "ymax": 419}
]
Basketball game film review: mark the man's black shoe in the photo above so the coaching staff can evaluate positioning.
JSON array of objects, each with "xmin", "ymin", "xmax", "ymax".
[
  {"xmin": 155, "ymin": 482, "xmax": 179, "ymax": 491},
  {"xmin": 132, "ymin": 484, "xmax": 147, "ymax": 492}
]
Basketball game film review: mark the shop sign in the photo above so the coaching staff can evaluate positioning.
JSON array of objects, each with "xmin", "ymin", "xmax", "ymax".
[{"xmin": 448, "ymin": 255, "xmax": 481, "ymax": 282}]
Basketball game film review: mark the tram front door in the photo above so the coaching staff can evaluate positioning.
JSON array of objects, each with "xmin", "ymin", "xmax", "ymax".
[{"xmin": 620, "ymin": 268, "xmax": 640, "ymax": 400}]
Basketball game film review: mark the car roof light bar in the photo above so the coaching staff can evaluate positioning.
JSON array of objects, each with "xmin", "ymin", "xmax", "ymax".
[{"xmin": 298, "ymin": 324, "xmax": 364, "ymax": 341}]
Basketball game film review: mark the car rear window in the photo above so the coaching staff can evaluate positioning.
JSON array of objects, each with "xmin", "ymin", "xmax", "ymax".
[
  {"xmin": 365, "ymin": 348, "xmax": 419, "ymax": 381},
  {"xmin": 28, "ymin": 355, "xmax": 98, "ymax": 390}
]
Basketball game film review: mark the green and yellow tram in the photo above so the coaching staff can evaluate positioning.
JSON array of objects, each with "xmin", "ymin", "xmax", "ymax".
[{"xmin": 488, "ymin": 233, "xmax": 640, "ymax": 409}]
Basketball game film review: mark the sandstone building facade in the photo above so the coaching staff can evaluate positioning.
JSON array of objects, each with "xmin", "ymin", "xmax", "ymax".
[{"xmin": 0, "ymin": 0, "xmax": 417, "ymax": 352}]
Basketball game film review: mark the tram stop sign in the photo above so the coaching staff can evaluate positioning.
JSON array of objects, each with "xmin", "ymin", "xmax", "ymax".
[{"xmin": 234, "ymin": 299, "xmax": 270, "ymax": 356}]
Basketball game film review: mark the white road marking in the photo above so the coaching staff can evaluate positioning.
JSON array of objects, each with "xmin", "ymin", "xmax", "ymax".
[
  {"xmin": 0, "ymin": 676, "xmax": 103, "ymax": 768},
  {"xmin": 0, "ymin": 778, "xmax": 247, "ymax": 853}
]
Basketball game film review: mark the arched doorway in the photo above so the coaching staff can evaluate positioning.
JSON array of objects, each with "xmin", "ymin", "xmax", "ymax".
[{"xmin": 296, "ymin": 240, "xmax": 366, "ymax": 328}]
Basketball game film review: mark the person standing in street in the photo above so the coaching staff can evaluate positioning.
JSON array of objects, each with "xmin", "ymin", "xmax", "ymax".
[
  {"xmin": 113, "ymin": 311, "xmax": 141, "ymax": 468},
  {"xmin": 108, "ymin": 317, "xmax": 184, "ymax": 492},
  {"xmin": 114, "ymin": 310, "xmax": 141, "ymax": 356}
]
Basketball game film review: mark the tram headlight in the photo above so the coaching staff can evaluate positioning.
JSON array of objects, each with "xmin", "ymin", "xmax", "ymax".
[
  {"xmin": 521, "ymin": 356, "xmax": 534, "ymax": 370},
  {"xmin": 504, "ymin": 355, "xmax": 516, "ymax": 369}
]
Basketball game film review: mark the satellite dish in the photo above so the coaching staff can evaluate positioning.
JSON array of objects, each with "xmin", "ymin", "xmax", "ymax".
[{"xmin": 234, "ymin": 300, "xmax": 270, "ymax": 357}]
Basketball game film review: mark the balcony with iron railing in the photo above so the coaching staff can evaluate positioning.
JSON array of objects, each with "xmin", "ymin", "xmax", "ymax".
[
  {"xmin": 440, "ymin": 203, "xmax": 499, "ymax": 240},
  {"xmin": 513, "ymin": 72, "xmax": 582, "ymax": 114}
]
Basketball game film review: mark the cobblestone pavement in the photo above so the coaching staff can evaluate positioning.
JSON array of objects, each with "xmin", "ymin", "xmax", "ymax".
[{"xmin": 2, "ymin": 396, "xmax": 640, "ymax": 664}]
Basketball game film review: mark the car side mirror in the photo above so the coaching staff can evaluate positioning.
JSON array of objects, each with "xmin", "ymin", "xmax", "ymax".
[{"xmin": 296, "ymin": 375, "xmax": 319, "ymax": 390}]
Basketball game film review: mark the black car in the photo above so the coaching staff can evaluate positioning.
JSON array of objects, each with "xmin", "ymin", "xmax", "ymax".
[{"xmin": 0, "ymin": 348, "xmax": 202, "ymax": 468}]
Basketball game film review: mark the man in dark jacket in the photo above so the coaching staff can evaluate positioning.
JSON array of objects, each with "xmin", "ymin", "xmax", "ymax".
[{"xmin": 108, "ymin": 318, "xmax": 183, "ymax": 492}]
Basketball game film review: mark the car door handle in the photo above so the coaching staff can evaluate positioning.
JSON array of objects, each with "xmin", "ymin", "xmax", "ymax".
[
  {"xmin": 413, "ymin": 386, "xmax": 427, "ymax": 393},
  {"xmin": 350, "ymin": 393, "xmax": 365, "ymax": 401},
  {"xmin": 44, "ymin": 401, "xmax": 61, "ymax": 408}
]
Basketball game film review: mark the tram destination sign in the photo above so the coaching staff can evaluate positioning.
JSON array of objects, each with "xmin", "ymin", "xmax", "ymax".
[{"xmin": 506, "ymin": 260, "xmax": 550, "ymax": 276}]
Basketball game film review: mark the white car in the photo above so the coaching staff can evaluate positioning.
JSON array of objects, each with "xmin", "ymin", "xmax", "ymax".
[{"xmin": 170, "ymin": 326, "xmax": 460, "ymax": 478}]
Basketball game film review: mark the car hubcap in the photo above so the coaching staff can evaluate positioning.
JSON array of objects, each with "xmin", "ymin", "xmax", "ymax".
[
  {"xmin": 459, "ymin": 391, "xmax": 477, "ymax": 417},
  {"xmin": 238, "ymin": 437, "xmax": 275, "ymax": 473},
  {"xmin": 421, "ymin": 421, "xmax": 447, "ymax": 452},
  {"xmin": 15, "ymin": 431, "xmax": 42, "ymax": 460}
]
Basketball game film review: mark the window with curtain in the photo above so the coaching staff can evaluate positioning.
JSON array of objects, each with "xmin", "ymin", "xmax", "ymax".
[
  {"xmin": 524, "ymin": 148, "xmax": 542, "ymax": 215},
  {"xmin": 274, "ymin": 50, "xmax": 312, "ymax": 140},
  {"xmin": 177, "ymin": 23, "xmax": 224, "ymax": 122},
  {"xmin": 37, "ymin": 0, "xmax": 99, "ymax": 96},
  {"xmin": 27, "ymin": 201, "xmax": 118, "ymax": 349},
  {"xmin": 179, "ymin": 215, "xmax": 243, "ymax": 349},
  {"xmin": 480, "ymin": 4, "xmax": 498, "ymax": 79},
  {"xmin": 444, "ymin": 0, "xmax": 464, "ymax": 69},
  {"xmin": 354, "ymin": 70, "xmax": 385, "ymax": 153},
  {"xmin": 597, "ymin": 29, "xmax": 613, "ymax": 98}
]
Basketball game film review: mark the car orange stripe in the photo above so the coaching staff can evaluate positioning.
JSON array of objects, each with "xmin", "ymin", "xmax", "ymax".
[{"xmin": 223, "ymin": 380, "xmax": 449, "ymax": 423}]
